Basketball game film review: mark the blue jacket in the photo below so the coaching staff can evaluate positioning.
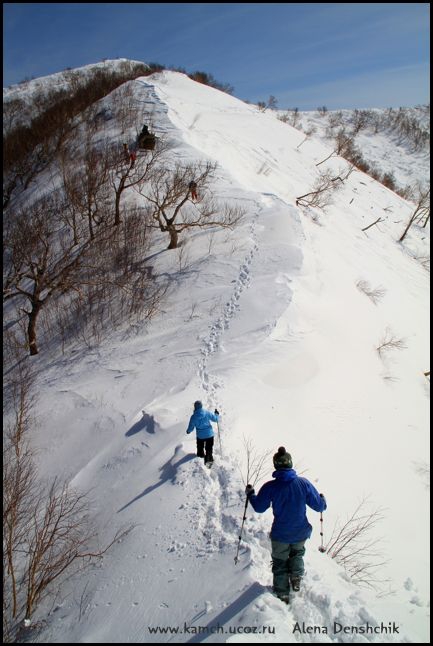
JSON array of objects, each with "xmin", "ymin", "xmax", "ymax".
[
  {"xmin": 186, "ymin": 408, "xmax": 219, "ymax": 439},
  {"xmin": 248, "ymin": 469, "xmax": 326, "ymax": 543}
]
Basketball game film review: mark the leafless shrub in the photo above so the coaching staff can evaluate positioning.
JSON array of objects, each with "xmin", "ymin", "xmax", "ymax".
[
  {"xmin": 356, "ymin": 280, "xmax": 387, "ymax": 305},
  {"xmin": 351, "ymin": 109, "xmax": 371, "ymax": 135},
  {"xmin": 412, "ymin": 254, "xmax": 430, "ymax": 272},
  {"xmin": 112, "ymin": 81, "xmax": 139, "ymax": 133},
  {"xmin": 328, "ymin": 111, "xmax": 344, "ymax": 129},
  {"xmin": 376, "ymin": 328, "xmax": 407, "ymax": 357},
  {"xmin": 278, "ymin": 108, "xmax": 300, "ymax": 128},
  {"xmin": 267, "ymin": 95, "xmax": 278, "ymax": 110},
  {"xmin": 296, "ymin": 166, "xmax": 354, "ymax": 209},
  {"xmin": 238, "ymin": 436, "xmax": 273, "ymax": 488},
  {"xmin": 380, "ymin": 106, "xmax": 430, "ymax": 152},
  {"xmin": 304, "ymin": 125, "xmax": 317, "ymax": 137},
  {"xmin": 3, "ymin": 97, "xmax": 29, "ymax": 135},
  {"xmin": 316, "ymin": 128, "xmax": 360, "ymax": 167},
  {"xmin": 325, "ymin": 497, "xmax": 390, "ymax": 591},
  {"xmin": 61, "ymin": 140, "xmax": 111, "ymax": 240},
  {"xmin": 48, "ymin": 205, "xmax": 167, "ymax": 349},
  {"xmin": 188, "ymin": 70, "xmax": 234, "ymax": 95},
  {"xmin": 381, "ymin": 172, "xmax": 397, "ymax": 191},
  {"xmin": 186, "ymin": 302, "xmax": 200, "ymax": 321}
]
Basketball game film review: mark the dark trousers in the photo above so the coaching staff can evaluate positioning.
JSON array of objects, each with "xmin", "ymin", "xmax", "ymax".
[
  {"xmin": 197, "ymin": 437, "xmax": 214, "ymax": 464},
  {"xmin": 271, "ymin": 539, "xmax": 306, "ymax": 597}
]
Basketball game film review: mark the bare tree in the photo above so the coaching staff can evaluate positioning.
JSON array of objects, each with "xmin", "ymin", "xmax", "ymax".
[
  {"xmin": 137, "ymin": 161, "xmax": 245, "ymax": 249},
  {"xmin": 267, "ymin": 95, "xmax": 278, "ymax": 110},
  {"xmin": 61, "ymin": 141, "xmax": 111, "ymax": 240},
  {"xmin": 3, "ymin": 361, "xmax": 37, "ymax": 639},
  {"xmin": 289, "ymin": 107, "xmax": 301, "ymax": 128},
  {"xmin": 3, "ymin": 364, "xmax": 129, "ymax": 641},
  {"xmin": 316, "ymin": 130, "xmax": 360, "ymax": 168},
  {"xmin": 109, "ymin": 138, "xmax": 169, "ymax": 226},
  {"xmin": 3, "ymin": 191, "xmax": 114, "ymax": 355},
  {"xmin": 399, "ymin": 184, "xmax": 430, "ymax": 242},
  {"xmin": 111, "ymin": 82, "xmax": 140, "ymax": 134},
  {"xmin": 3, "ymin": 127, "xmax": 57, "ymax": 210}
]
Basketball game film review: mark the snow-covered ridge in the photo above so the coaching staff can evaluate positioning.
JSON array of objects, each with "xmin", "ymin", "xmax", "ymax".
[
  {"xmin": 3, "ymin": 64, "xmax": 430, "ymax": 643},
  {"xmin": 3, "ymin": 57, "xmax": 149, "ymax": 99}
]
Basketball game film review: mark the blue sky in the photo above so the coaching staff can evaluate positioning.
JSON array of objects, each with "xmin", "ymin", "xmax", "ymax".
[{"xmin": 3, "ymin": 3, "xmax": 430, "ymax": 109}]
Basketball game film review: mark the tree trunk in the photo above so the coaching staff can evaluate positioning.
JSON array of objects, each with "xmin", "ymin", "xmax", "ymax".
[
  {"xmin": 167, "ymin": 226, "xmax": 178, "ymax": 249},
  {"xmin": 87, "ymin": 205, "xmax": 94, "ymax": 240},
  {"xmin": 399, "ymin": 216, "xmax": 416, "ymax": 242},
  {"xmin": 114, "ymin": 189, "xmax": 122, "ymax": 226},
  {"xmin": 27, "ymin": 302, "xmax": 42, "ymax": 356},
  {"xmin": 115, "ymin": 170, "xmax": 130, "ymax": 226}
]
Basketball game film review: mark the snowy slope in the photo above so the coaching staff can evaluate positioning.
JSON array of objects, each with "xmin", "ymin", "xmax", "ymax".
[
  {"xmin": 5, "ymin": 69, "xmax": 429, "ymax": 643},
  {"xmin": 274, "ymin": 107, "xmax": 430, "ymax": 194}
]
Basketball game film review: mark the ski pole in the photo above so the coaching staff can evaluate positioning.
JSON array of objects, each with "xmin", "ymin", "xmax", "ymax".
[
  {"xmin": 217, "ymin": 419, "xmax": 222, "ymax": 456},
  {"xmin": 234, "ymin": 495, "xmax": 249, "ymax": 565},
  {"xmin": 318, "ymin": 511, "xmax": 326, "ymax": 553}
]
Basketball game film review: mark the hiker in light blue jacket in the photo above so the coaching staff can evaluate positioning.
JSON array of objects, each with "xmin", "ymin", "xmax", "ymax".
[{"xmin": 186, "ymin": 401, "xmax": 219, "ymax": 465}]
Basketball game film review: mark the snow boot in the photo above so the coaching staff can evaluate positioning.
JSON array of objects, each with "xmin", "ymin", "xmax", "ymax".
[{"xmin": 291, "ymin": 577, "xmax": 301, "ymax": 592}]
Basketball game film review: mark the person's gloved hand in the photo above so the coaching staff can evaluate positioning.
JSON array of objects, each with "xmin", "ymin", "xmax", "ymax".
[
  {"xmin": 245, "ymin": 484, "xmax": 255, "ymax": 497},
  {"xmin": 214, "ymin": 409, "xmax": 220, "ymax": 415}
]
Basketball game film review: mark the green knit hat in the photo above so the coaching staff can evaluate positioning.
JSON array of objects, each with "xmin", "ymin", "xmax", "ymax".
[{"xmin": 273, "ymin": 446, "xmax": 293, "ymax": 469}]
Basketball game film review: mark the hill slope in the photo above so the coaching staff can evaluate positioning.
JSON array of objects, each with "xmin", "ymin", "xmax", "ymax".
[{"xmin": 4, "ymin": 67, "xmax": 430, "ymax": 643}]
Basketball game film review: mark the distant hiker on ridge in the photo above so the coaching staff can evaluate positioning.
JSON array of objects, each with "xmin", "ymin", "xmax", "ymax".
[
  {"xmin": 129, "ymin": 147, "xmax": 137, "ymax": 167},
  {"xmin": 186, "ymin": 401, "xmax": 219, "ymax": 466},
  {"xmin": 137, "ymin": 124, "xmax": 156, "ymax": 150},
  {"xmin": 245, "ymin": 447, "xmax": 326, "ymax": 604},
  {"xmin": 188, "ymin": 180, "xmax": 198, "ymax": 201}
]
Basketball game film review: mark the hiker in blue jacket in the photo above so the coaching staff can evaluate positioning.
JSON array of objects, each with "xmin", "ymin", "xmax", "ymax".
[
  {"xmin": 186, "ymin": 401, "xmax": 219, "ymax": 465},
  {"xmin": 246, "ymin": 446, "xmax": 326, "ymax": 603}
]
